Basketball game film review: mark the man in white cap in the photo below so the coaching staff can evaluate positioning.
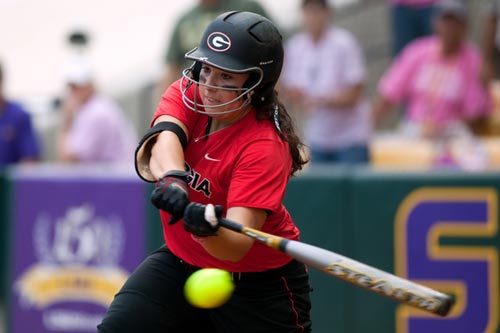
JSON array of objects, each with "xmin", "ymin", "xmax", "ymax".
[{"xmin": 56, "ymin": 57, "xmax": 137, "ymax": 164}]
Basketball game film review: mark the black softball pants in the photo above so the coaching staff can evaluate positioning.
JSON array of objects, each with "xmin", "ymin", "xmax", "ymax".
[{"xmin": 97, "ymin": 245, "xmax": 312, "ymax": 333}]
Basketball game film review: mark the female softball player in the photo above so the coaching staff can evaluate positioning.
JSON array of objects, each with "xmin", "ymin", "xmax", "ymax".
[{"xmin": 98, "ymin": 11, "xmax": 312, "ymax": 333}]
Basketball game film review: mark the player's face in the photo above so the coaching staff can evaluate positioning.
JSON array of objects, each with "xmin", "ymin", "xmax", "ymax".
[{"xmin": 198, "ymin": 64, "xmax": 250, "ymax": 118}]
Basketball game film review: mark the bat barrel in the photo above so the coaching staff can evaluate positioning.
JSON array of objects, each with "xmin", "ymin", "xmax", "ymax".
[
  {"xmin": 283, "ymin": 240, "xmax": 455, "ymax": 316},
  {"xmin": 219, "ymin": 217, "xmax": 455, "ymax": 317}
]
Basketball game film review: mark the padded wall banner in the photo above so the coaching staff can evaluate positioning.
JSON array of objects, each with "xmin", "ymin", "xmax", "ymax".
[
  {"xmin": 394, "ymin": 187, "xmax": 499, "ymax": 333},
  {"xmin": 7, "ymin": 167, "xmax": 145, "ymax": 333},
  {"xmin": 286, "ymin": 168, "xmax": 500, "ymax": 333}
]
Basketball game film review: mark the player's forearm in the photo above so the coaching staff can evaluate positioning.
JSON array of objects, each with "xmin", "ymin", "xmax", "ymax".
[
  {"xmin": 199, "ymin": 229, "xmax": 255, "ymax": 262},
  {"xmin": 200, "ymin": 207, "xmax": 267, "ymax": 262},
  {"xmin": 149, "ymin": 131, "xmax": 186, "ymax": 180}
]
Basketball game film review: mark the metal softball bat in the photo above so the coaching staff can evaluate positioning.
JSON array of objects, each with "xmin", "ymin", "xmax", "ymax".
[{"xmin": 219, "ymin": 218, "xmax": 454, "ymax": 317}]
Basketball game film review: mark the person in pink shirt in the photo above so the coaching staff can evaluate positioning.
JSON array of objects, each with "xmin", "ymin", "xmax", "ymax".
[
  {"xmin": 373, "ymin": 0, "xmax": 491, "ymax": 140},
  {"xmin": 390, "ymin": 0, "xmax": 440, "ymax": 56}
]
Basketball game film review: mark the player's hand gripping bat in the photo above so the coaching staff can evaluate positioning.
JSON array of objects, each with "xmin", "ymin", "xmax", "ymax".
[{"xmin": 218, "ymin": 217, "xmax": 454, "ymax": 317}]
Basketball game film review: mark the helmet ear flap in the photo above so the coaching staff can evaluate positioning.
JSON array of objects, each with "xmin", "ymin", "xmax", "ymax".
[
  {"xmin": 251, "ymin": 81, "xmax": 275, "ymax": 106},
  {"xmin": 243, "ymin": 72, "xmax": 263, "ymax": 104},
  {"xmin": 243, "ymin": 72, "xmax": 260, "ymax": 90}
]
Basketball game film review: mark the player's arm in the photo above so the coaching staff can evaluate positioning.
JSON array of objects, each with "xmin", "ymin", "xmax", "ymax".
[
  {"xmin": 135, "ymin": 114, "xmax": 188, "ymax": 182},
  {"xmin": 148, "ymin": 115, "xmax": 187, "ymax": 179},
  {"xmin": 188, "ymin": 206, "xmax": 267, "ymax": 262},
  {"xmin": 137, "ymin": 114, "xmax": 191, "ymax": 224}
]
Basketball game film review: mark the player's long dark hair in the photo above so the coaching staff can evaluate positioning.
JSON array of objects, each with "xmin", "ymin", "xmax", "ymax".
[{"xmin": 254, "ymin": 90, "xmax": 309, "ymax": 176}]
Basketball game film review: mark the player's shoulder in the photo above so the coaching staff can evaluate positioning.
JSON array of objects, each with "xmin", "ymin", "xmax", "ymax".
[
  {"xmin": 154, "ymin": 79, "xmax": 204, "ymax": 129},
  {"xmin": 228, "ymin": 113, "xmax": 291, "ymax": 170},
  {"xmin": 239, "ymin": 114, "xmax": 286, "ymax": 148}
]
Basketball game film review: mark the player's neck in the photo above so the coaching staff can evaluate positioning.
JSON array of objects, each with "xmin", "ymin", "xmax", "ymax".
[{"xmin": 210, "ymin": 106, "xmax": 251, "ymax": 132}]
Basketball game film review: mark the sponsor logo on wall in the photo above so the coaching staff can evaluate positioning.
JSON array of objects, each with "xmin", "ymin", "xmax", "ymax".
[{"xmin": 15, "ymin": 205, "xmax": 128, "ymax": 331}]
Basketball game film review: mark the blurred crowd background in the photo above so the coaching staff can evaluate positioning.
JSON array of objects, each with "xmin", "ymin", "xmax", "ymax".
[
  {"xmin": 1, "ymin": 0, "xmax": 499, "ymax": 171},
  {"xmin": 1, "ymin": 1, "xmax": 500, "ymax": 332}
]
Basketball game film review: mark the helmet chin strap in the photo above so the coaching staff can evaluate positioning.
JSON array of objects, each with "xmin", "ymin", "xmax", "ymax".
[{"xmin": 180, "ymin": 67, "xmax": 261, "ymax": 115}]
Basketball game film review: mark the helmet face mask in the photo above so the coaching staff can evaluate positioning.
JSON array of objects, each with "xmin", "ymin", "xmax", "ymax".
[
  {"xmin": 180, "ymin": 63, "xmax": 262, "ymax": 115},
  {"xmin": 181, "ymin": 11, "xmax": 284, "ymax": 114}
]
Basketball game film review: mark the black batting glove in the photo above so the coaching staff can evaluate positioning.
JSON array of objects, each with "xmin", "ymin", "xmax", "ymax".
[
  {"xmin": 150, "ymin": 170, "xmax": 190, "ymax": 225},
  {"xmin": 183, "ymin": 203, "xmax": 223, "ymax": 237}
]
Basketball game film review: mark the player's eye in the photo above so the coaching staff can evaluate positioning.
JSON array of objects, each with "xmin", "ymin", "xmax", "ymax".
[
  {"xmin": 199, "ymin": 67, "xmax": 211, "ymax": 84},
  {"xmin": 200, "ymin": 66, "xmax": 211, "ymax": 75}
]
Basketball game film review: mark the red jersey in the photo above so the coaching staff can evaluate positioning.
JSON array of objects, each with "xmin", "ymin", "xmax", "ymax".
[{"xmin": 152, "ymin": 80, "xmax": 300, "ymax": 272}]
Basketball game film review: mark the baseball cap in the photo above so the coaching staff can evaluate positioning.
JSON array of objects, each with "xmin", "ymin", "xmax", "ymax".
[
  {"xmin": 63, "ymin": 56, "xmax": 93, "ymax": 86},
  {"xmin": 434, "ymin": 0, "xmax": 467, "ymax": 21}
]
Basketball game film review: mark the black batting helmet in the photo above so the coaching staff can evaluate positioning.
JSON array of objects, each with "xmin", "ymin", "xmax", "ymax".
[{"xmin": 181, "ymin": 11, "xmax": 284, "ymax": 114}]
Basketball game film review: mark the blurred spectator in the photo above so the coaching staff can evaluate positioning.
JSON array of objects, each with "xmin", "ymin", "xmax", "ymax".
[
  {"xmin": 481, "ymin": 0, "xmax": 500, "ymax": 83},
  {"xmin": 280, "ymin": 0, "xmax": 371, "ymax": 164},
  {"xmin": 373, "ymin": 0, "xmax": 491, "ymax": 140},
  {"xmin": 56, "ymin": 57, "xmax": 137, "ymax": 164},
  {"xmin": 0, "ymin": 61, "xmax": 41, "ymax": 166},
  {"xmin": 389, "ymin": 0, "xmax": 439, "ymax": 56},
  {"xmin": 157, "ymin": 0, "xmax": 269, "ymax": 94}
]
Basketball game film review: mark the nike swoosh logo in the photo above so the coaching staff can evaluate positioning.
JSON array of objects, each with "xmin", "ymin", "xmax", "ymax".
[{"xmin": 204, "ymin": 153, "xmax": 221, "ymax": 162}]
